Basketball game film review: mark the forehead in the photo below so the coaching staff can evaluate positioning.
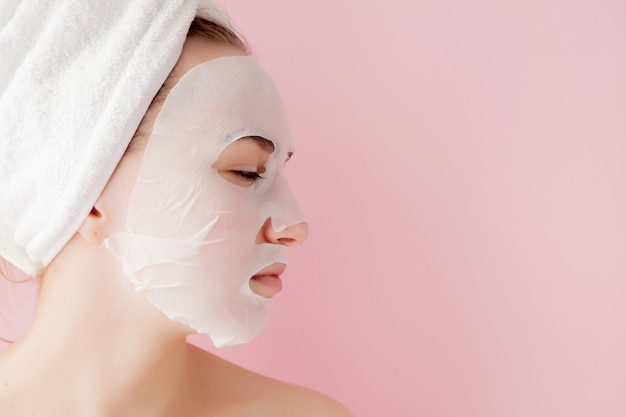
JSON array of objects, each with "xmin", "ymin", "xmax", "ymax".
[{"xmin": 153, "ymin": 56, "xmax": 294, "ymax": 155}]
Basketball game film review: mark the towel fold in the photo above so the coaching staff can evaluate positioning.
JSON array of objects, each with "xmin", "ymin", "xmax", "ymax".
[{"xmin": 0, "ymin": 0, "xmax": 233, "ymax": 275}]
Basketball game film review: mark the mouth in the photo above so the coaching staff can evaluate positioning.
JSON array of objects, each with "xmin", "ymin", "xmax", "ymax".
[{"xmin": 249, "ymin": 263, "xmax": 286, "ymax": 299}]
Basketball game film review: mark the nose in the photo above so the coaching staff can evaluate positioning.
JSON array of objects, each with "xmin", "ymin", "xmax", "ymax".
[{"xmin": 256, "ymin": 217, "xmax": 309, "ymax": 246}]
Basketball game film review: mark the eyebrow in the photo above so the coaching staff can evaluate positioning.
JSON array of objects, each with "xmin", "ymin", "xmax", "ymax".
[
  {"xmin": 247, "ymin": 136, "xmax": 275, "ymax": 153},
  {"xmin": 244, "ymin": 136, "xmax": 294, "ymax": 161}
]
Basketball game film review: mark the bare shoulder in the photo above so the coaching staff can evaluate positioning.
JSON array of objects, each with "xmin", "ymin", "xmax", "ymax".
[
  {"xmin": 263, "ymin": 380, "xmax": 355, "ymax": 417},
  {"xmin": 188, "ymin": 344, "xmax": 355, "ymax": 417}
]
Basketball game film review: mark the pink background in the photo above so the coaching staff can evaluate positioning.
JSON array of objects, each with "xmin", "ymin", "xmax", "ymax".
[
  {"xmin": 202, "ymin": 1, "xmax": 626, "ymax": 416},
  {"xmin": 2, "ymin": 1, "xmax": 626, "ymax": 416}
]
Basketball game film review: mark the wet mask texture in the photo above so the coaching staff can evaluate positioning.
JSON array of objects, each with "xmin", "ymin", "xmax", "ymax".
[{"xmin": 104, "ymin": 56, "xmax": 305, "ymax": 347}]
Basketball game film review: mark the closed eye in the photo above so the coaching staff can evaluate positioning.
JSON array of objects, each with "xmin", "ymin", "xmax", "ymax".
[
  {"xmin": 212, "ymin": 136, "xmax": 273, "ymax": 187},
  {"xmin": 232, "ymin": 170, "xmax": 263, "ymax": 181}
]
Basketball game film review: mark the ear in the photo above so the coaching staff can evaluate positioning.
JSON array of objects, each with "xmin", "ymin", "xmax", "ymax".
[{"xmin": 77, "ymin": 203, "xmax": 108, "ymax": 245}]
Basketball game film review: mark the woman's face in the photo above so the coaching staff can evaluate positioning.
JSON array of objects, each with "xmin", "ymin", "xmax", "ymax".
[{"xmin": 101, "ymin": 37, "xmax": 308, "ymax": 347}]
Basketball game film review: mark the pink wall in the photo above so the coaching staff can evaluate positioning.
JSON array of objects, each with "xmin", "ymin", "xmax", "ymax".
[
  {"xmin": 2, "ymin": 1, "xmax": 625, "ymax": 416},
  {"xmin": 197, "ymin": 1, "xmax": 626, "ymax": 416}
]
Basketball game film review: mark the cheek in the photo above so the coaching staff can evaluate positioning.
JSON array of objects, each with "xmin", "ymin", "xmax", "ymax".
[{"xmin": 207, "ymin": 184, "xmax": 266, "ymax": 240}]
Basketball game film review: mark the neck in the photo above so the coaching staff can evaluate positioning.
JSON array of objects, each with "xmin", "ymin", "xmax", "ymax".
[{"xmin": 0, "ymin": 238, "xmax": 198, "ymax": 416}]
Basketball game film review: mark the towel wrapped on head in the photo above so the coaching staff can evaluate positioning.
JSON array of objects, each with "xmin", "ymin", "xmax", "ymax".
[{"xmin": 0, "ymin": 0, "xmax": 235, "ymax": 275}]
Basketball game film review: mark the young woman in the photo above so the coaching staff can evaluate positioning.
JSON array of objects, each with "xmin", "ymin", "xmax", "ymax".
[{"xmin": 0, "ymin": 2, "xmax": 353, "ymax": 416}]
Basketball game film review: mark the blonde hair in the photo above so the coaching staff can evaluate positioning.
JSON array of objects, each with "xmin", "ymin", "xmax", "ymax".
[{"xmin": 0, "ymin": 258, "xmax": 34, "ymax": 344}]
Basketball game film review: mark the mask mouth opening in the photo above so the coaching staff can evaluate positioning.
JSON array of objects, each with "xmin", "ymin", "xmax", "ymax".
[{"xmin": 249, "ymin": 262, "xmax": 287, "ymax": 299}]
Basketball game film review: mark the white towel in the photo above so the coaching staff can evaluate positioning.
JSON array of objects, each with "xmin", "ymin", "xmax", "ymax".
[{"xmin": 0, "ymin": 0, "xmax": 234, "ymax": 275}]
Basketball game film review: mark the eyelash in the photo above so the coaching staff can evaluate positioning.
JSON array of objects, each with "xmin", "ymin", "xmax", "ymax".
[{"xmin": 233, "ymin": 170, "xmax": 263, "ymax": 181}]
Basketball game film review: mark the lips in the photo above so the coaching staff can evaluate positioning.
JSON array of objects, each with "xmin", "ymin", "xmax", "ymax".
[{"xmin": 249, "ymin": 263, "xmax": 286, "ymax": 298}]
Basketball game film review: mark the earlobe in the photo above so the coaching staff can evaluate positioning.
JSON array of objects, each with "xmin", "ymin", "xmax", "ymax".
[{"xmin": 77, "ymin": 205, "xmax": 108, "ymax": 245}]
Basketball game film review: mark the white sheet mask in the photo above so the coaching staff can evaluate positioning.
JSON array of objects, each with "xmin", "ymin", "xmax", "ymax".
[{"xmin": 104, "ymin": 56, "xmax": 305, "ymax": 348}]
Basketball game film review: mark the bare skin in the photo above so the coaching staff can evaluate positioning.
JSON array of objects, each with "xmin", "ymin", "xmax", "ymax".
[{"xmin": 0, "ymin": 36, "xmax": 353, "ymax": 417}]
